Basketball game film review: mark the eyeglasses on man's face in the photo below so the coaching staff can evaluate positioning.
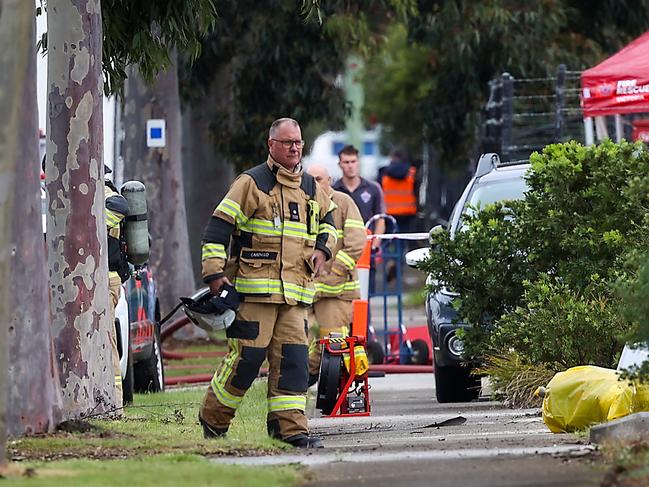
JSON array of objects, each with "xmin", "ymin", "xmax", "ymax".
[{"xmin": 272, "ymin": 139, "xmax": 305, "ymax": 149}]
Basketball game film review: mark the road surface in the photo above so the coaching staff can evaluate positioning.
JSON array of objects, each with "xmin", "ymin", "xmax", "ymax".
[{"xmin": 214, "ymin": 373, "xmax": 602, "ymax": 487}]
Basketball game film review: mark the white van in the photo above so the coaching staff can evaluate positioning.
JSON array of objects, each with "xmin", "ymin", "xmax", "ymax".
[{"xmin": 302, "ymin": 129, "xmax": 390, "ymax": 182}]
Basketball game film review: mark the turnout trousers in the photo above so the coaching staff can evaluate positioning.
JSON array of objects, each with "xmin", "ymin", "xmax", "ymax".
[
  {"xmin": 200, "ymin": 301, "xmax": 310, "ymax": 439},
  {"xmin": 108, "ymin": 274, "xmax": 124, "ymax": 408},
  {"xmin": 308, "ymin": 298, "xmax": 353, "ymax": 376}
]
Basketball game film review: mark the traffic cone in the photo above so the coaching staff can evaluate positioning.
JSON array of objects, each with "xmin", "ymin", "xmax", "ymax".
[
  {"xmin": 357, "ymin": 230, "xmax": 372, "ymax": 301},
  {"xmin": 351, "ymin": 299, "xmax": 368, "ymax": 338}
]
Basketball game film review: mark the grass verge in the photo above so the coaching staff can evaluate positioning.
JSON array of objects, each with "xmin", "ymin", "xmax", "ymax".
[
  {"xmin": 10, "ymin": 380, "xmax": 285, "ymax": 461},
  {"xmin": 7, "ymin": 380, "xmax": 302, "ymax": 485},
  {"xmin": 600, "ymin": 441, "xmax": 649, "ymax": 486},
  {"xmin": 3, "ymin": 454, "xmax": 299, "ymax": 487}
]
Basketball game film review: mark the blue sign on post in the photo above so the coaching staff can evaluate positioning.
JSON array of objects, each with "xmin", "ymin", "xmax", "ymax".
[{"xmin": 146, "ymin": 119, "xmax": 166, "ymax": 148}]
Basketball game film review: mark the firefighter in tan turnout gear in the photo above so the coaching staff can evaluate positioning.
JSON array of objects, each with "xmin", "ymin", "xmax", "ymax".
[
  {"xmin": 199, "ymin": 118, "xmax": 337, "ymax": 448},
  {"xmin": 306, "ymin": 164, "xmax": 366, "ymax": 385},
  {"xmin": 105, "ymin": 167, "xmax": 131, "ymax": 407}
]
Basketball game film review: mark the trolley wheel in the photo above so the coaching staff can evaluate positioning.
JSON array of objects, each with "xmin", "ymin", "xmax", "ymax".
[
  {"xmin": 366, "ymin": 341, "xmax": 385, "ymax": 365},
  {"xmin": 409, "ymin": 339, "xmax": 430, "ymax": 365},
  {"xmin": 316, "ymin": 349, "xmax": 342, "ymax": 415}
]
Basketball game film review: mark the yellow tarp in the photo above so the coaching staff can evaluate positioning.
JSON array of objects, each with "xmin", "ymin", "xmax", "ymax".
[{"xmin": 540, "ymin": 365, "xmax": 649, "ymax": 433}]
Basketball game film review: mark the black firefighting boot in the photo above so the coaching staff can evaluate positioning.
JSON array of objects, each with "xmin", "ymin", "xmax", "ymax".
[
  {"xmin": 283, "ymin": 433, "xmax": 324, "ymax": 449},
  {"xmin": 199, "ymin": 415, "xmax": 228, "ymax": 439},
  {"xmin": 267, "ymin": 419, "xmax": 324, "ymax": 449}
]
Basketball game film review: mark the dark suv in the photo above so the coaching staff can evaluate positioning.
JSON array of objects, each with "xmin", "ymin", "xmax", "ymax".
[{"xmin": 416, "ymin": 154, "xmax": 529, "ymax": 403}]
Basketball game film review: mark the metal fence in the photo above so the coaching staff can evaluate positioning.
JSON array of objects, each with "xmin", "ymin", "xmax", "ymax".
[{"xmin": 483, "ymin": 65, "xmax": 585, "ymax": 162}]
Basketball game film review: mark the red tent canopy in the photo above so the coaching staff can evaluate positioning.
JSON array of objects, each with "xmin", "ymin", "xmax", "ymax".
[{"xmin": 581, "ymin": 31, "xmax": 649, "ymax": 117}]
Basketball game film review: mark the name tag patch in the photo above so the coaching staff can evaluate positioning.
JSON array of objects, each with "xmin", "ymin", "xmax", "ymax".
[{"xmin": 241, "ymin": 250, "xmax": 278, "ymax": 260}]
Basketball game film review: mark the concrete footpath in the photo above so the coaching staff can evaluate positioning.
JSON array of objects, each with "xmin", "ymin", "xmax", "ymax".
[{"xmin": 214, "ymin": 373, "xmax": 603, "ymax": 487}]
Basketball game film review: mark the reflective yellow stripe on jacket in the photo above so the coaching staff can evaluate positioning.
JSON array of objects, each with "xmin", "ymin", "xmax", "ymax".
[
  {"xmin": 318, "ymin": 221, "xmax": 338, "ymax": 243},
  {"xmin": 105, "ymin": 208, "xmax": 124, "ymax": 229},
  {"xmin": 335, "ymin": 218, "xmax": 365, "ymax": 239},
  {"xmin": 314, "ymin": 280, "xmax": 361, "ymax": 295},
  {"xmin": 202, "ymin": 243, "xmax": 227, "ymax": 260},
  {"xmin": 344, "ymin": 218, "xmax": 365, "ymax": 230},
  {"xmin": 239, "ymin": 218, "xmax": 316, "ymax": 242},
  {"xmin": 217, "ymin": 198, "xmax": 248, "ymax": 226},
  {"xmin": 335, "ymin": 250, "xmax": 356, "ymax": 270},
  {"xmin": 234, "ymin": 278, "xmax": 316, "ymax": 305}
]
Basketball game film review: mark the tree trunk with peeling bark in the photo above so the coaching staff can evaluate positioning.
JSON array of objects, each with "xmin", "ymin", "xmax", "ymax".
[
  {"xmin": 46, "ymin": 0, "xmax": 116, "ymax": 419},
  {"xmin": 123, "ymin": 54, "xmax": 195, "ymax": 322},
  {"xmin": 1, "ymin": 1, "xmax": 62, "ymax": 437}
]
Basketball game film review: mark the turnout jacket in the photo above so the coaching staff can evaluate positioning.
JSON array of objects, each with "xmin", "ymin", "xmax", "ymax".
[
  {"xmin": 201, "ymin": 157, "xmax": 337, "ymax": 306},
  {"xmin": 105, "ymin": 182, "xmax": 130, "ymax": 283},
  {"xmin": 314, "ymin": 189, "xmax": 366, "ymax": 301}
]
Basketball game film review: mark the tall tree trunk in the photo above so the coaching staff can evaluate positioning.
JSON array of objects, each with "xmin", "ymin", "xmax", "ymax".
[
  {"xmin": 47, "ymin": 0, "xmax": 116, "ymax": 419},
  {"xmin": 3, "ymin": 2, "xmax": 61, "ymax": 437},
  {"xmin": 182, "ymin": 67, "xmax": 235, "ymax": 285},
  {"xmin": 0, "ymin": 0, "xmax": 30, "ymax": 459},
  {"xmin": 123, "ymin": 53, "xmax": 195, "ymax": 320}
]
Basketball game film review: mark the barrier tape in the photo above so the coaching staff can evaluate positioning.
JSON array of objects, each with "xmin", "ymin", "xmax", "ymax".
[{"xmin": 367, "ymin": 232, "xmax": 430, "ymax": 241}]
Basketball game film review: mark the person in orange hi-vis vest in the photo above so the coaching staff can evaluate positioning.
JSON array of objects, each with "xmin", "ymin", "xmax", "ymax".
[
  {"xmin": 379, "ymin": 147, "xmax": 418, "ymax": 235},
  {"xmin": 305, "ymin": 164, "xmax": 366, "ymax": 387}
]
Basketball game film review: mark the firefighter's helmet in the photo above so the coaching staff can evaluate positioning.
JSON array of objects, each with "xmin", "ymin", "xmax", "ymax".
[{"xmin": 181, "ymin": 285, "xmax": 239, "ymax": 332}]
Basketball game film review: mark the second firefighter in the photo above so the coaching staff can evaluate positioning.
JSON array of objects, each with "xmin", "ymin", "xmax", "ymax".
[{"xmin": 306, "ymin": 164, "xmax": 366, "ymax": 384}]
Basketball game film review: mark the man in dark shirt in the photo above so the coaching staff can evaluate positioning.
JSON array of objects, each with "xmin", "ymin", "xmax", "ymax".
[{"xmin": 332, "ymin": 145, "xmax": 385, "ymax": 248}]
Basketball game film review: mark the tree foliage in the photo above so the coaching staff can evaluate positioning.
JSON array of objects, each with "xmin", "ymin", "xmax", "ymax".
[
  {"xmin": 364, "ymin": 1, "xmax": 649, "ymax": 163},
  {"xmin": 40, "ymin": 0, "xmax": 218, "ymax": 95},
  {"xmin": 179, "ymin": 0, "xmax": 349, "ymax": 169},
  {"xmin": 102, "ymin": 0, "xmax": 217, "ymax": 94},
  {"xmin": 363, "ymin": 23, "xmax": 432, "ymax": 151},
  {"xmin": 420, "ymin": 141, "xmax": 649, "ymax": 365}
]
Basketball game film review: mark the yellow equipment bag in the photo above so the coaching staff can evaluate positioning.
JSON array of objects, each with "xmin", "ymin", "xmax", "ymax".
[
  {"xmin": 343, "ymin": 345, "xmax": 369, "ymax": 378},
  {"xmin": 539, "ymin": 365, "xmax": 649, "ymax": 433}
]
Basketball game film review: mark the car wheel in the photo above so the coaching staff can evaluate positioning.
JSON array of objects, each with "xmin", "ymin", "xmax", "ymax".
[
  {"xmin": 122, "ymin": 344, "xmax": 134, "ymax": 405},
  {"xmin": 366, "ymin": 340, "xmax": 385, "ymax": 365},
  {"xmin": 134, "ymin": 326, "xmax": 165, "ymax": 393},
  {"xmin": 434, "ymin": 365, "xmax": 480, "ymax": 403}
]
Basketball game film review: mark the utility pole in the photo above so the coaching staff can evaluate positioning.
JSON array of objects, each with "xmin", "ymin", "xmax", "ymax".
[{"xmin": 344, "ymin": 54, "xmax": 365, "ymax": 152}]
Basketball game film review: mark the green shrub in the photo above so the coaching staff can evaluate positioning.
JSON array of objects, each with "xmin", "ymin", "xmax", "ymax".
[
  {"xmin": 616, "ymin": 248, "xmax": 649, "ymax": 381},
  {"xmin": 421, "ymin": 201, "xmax": 532, "ymax": 332},
  {"xmin": 491, "ymin": 275, "xmax": 627, "ymax": 369},
  {"xmin": 420, "ymin": 140, "xmax": 648, "ymax": 365}
]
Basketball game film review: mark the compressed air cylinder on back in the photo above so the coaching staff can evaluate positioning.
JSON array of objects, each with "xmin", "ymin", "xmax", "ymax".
[{"xmin": 120, "ymin": 181, "xmax": 150, "ymax": 266}]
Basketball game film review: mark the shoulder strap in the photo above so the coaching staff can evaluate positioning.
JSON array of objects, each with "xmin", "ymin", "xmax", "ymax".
[
  {"xmin": 300, "ymin": 172, "xmax": 316, "ymax": 198},
  {"xmin": 244, "ymin": 163, "xmax": 276, "ymax": 194}
]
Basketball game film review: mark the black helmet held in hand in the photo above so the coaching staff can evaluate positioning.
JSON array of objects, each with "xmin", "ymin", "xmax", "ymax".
[{"xmin": 180, "ymin": 285, "xmax": 240, "ymax": 332}]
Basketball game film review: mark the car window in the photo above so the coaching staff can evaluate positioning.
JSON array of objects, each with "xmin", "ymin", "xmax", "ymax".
[
  {"xmin": 466, "ymin": 178, "xmax": 527, "ymax": 209},
  {"xmin": 448, "ymin": 178, "xmax": 474, "ymax": 236},
  {"xmin": 454, "ymin": 176, "xmax": 528, "ymax": 234}
]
